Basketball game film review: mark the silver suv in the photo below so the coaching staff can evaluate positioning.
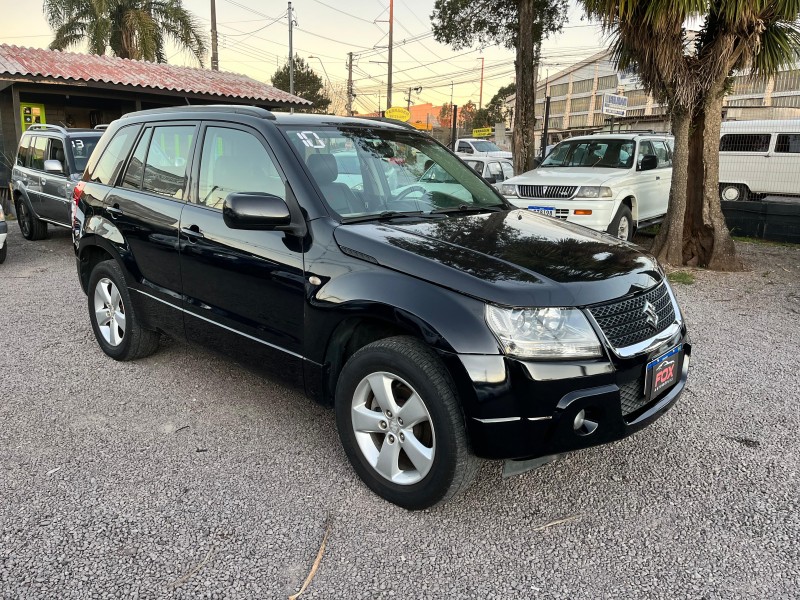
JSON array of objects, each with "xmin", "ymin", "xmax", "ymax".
[{"xmin": 11, "ymin": 124, "xmax": 103, "ymax": 240}]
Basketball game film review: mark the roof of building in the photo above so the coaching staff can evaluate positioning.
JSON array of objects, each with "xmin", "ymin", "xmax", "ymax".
[{"xmin": 0, "ymin": 44, "xmax": 311, "ymax": 107}]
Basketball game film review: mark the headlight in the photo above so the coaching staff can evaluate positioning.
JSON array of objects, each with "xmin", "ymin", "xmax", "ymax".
[
  {"xmin": 576, "ymin": 186, "xmax": 613, "ymax": 198},
  {"xmin": 500, "ymin": 183, "xmax": 517, "ymax": 197},
  {"xmin": 485, "ymin": 305, "xmax": 602, "ymax": 359}
]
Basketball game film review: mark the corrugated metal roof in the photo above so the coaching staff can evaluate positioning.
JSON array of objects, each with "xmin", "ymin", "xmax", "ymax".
[{"xmin": 0, "ymin": 44, "xmax": 311, "ymax": 106}]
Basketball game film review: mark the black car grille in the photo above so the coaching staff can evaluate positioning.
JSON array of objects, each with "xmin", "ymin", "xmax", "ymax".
[
  {"xmin": 589, "ymin": 282, "xmax": 675, "ymax": 349},
  {"xmin": 517, "ymin": 185, "xmax": 577, "ymax": 199},
  {"xmin": 619, "ymin": 376, "xmax": 648, "ymax": 417}
]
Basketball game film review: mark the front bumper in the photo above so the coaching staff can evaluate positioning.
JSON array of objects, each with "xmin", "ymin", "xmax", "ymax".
[
  {"xmin": 507, "ymin": 198, "xmax": 616, "ymax": 232},
  {"xmin": 443, "ymin": 328, "xmax": 691, "ymax": 461}
]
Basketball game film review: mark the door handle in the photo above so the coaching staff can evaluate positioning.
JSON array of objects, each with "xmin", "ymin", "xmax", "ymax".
[
  {"xmin": 181, "ymin": 225, "xmax": 204, "ymax": 239},
  {"xmin": 656, "ymin": 176, "xmax": 661, "ymax": 180},
  {"xmin": 41, "ymin": 178, "xmax": 47, "ymax": 185},
  {"xmin": 107, "ymin": 205, "xmax": 124, "ymax": 218}
]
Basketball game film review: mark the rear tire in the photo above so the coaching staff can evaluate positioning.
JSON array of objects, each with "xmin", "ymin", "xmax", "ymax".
[
  {"xmin": 719, "ymin": 183, "xmax": 749, "ymax": 202},
  {"xmin": 0, "ymin": 243, "xmax": 6, "ymax": 264},
  {"xmin": 335, "ymin": 336, "xmax": 479, "ymax": 510},
  {"xmin": 608, "ymin": 204, "xmax": 634, "ymax": 242},
  {"xmin": 15, "ymin": 197, "xmax": 48, "ymax": 241},
  {"xmin": 88, "ymin": 260, "xmax": 160, "ymax": 361}
]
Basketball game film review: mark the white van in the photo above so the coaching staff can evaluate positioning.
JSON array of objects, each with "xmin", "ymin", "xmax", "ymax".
[{"xmin": 719, "ymin": 119, "xmax": 800, "ymax": 201}]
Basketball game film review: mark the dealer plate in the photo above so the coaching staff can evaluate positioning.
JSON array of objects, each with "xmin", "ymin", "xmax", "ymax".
[
  {"xmin": 527, "ymin": 206, "xmax": 555, "ymax": 217},
  {"xmin": 645, "ymin": 344, "xmax": 682, "ymax": 401}
]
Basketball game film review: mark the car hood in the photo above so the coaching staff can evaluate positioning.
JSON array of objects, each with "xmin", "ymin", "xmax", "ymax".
[
  {"xmin": 333, "ymin": 210, "xmax": 662, "ymax": 307},
  {"xmin": 509, "ymin": 167, "xmax": 627, "ymax": 187}
]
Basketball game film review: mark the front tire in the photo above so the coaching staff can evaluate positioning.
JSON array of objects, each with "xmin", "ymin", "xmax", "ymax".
[
  {"xmin": 608, "ymin": 204, "xmax": 634, "ymax": 241},
  {"xmin": 335, "ymin": 336, "xmax": 479, "ymax": 510},
  {"xmin": 87, "ymin": 260, "xmax": 160, "ymax": 361},
  {"xmin": 15, "ymin": 197, "xmax": 48, "ymax": 241},
  {"xmin": 0, "ymin": 243, "xmax": 6, "ymax": 264}
]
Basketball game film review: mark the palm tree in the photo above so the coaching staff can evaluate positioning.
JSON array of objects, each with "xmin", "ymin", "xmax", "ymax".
[
  {"xmin": 578, "ymin": 0, "xmax": 800, "ymax": 270},
  {"xmin": 44, "ymin": 0, "xmax": 207, "ymax": 65}
]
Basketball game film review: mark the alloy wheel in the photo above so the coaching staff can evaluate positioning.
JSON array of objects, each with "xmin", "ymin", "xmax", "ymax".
[
  {"xmin": 18, "ymin": 202, "xmax": 30, "ymax": 237},
  {"xmin": 93, "ymin": 277, "xmax": 126, "ymax": 346},
  {"xmin": 350, "ymin": 372, "xmax": 435, "ymax": 485},
  {"xmin": 617, "ymin": 216, "xmax": 630, "ymax": 240}
]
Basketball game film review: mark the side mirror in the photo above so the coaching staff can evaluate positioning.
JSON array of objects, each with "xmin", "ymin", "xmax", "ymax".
[
  {"xmin": 639, "ymin": 154, "xmax": 658, "ymax": 171},
  {"xmin": 223, "ymin": 192, "xmax": 291, "ymax": 230},
  {"xmin": 44, "ymin": 159, "xmax": 65, "ymax": 175}
]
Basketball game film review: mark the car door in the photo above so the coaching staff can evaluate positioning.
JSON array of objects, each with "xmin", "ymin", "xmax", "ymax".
[
  {"xmin": 39, "ymin": 137, "xmax": 72, "ymax": 225},
  {"xmin": 179, "ymin": 122, "xmax": 306, "ymax": 386},
  {"xmin": 25, "ymin": 136, "xmax": 48, "ymax": 216},
  {"xmin": 486, "ymin": 161, "xmax": 504, "ymax": 189},
  {"xmin": 649, "ymin": 140, "xmax": 673, "ymax": 218},
  {"xmin": 105, "ymin": 122, "xmax": 196, "ymax": 339},
  {"xmin": 635, "ymin": 140, "xmax": 661, "ymax": 220}
]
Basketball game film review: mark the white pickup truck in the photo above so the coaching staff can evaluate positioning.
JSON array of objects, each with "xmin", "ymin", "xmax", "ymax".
[
  {"xmin": 455, "ymin": 138, "xmax": 512, "ymax": 159},
  {"xmin": 501, "ymin": 132, "xmax": 674, "ymax": 241}
]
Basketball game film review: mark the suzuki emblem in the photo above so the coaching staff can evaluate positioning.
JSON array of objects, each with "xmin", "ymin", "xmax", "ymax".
[
  {"xmin": 643, "ymin": 300, "xmax": 659, "ymax": 329},
  {"xmin": 542, "ymin": 186, "xmax": 548, "ymax": 195}
]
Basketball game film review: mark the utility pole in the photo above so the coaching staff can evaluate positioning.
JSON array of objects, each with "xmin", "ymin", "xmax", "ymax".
[
  {"xmin": 478, "ymin": 57, "xmax": 484, "ymax": 109},
  {"xmin": 288, "ymin": 2, "xmax": 294, "ymax": 95},
  {"xmin": 210, "ymin": 0, "xmax": 219, "ymax": 70},
  {"xmin": 346, "ymin": 52, "xmax": 354, "ymax": 116},
  {"xmin": 450, "ymin": 81, "xmax": 454, "ymax": 108},
  {"xmin": 387, "ymin": 0, "xmax": 393, "ymax": 109},
  {"xmin": 405, "ymin": 86, "xmax": 421, "ymax": 111},
  {"xmin": 541, "ymin": 95, "xmax": 551, "ymax": 158}
]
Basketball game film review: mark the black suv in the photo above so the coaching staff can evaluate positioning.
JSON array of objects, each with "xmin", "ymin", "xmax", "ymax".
[
  {"xmin": 11, "ymin": 124, "xmax": 103, "ymax": 240},
  {"xmin": 73, "ymin": 106, "xmax": 690, "ymax": 509}
]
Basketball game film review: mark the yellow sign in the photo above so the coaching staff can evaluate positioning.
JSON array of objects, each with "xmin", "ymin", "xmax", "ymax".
[
  {"xmin": 385, "ymin": 106, "xmax": 411, "ymax": 122},
  {"xmin": 472, "ymin": 127, "xmax": 492, "ymax": 137},
  {"xmin": 412, "ymin": 121, "xmax": 433, "ymax": 131}
]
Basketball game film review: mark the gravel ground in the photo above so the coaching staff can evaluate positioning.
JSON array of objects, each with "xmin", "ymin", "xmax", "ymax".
[{"xmin": 1, "ymin": 224, "xmax": 798, "ymax": 600}]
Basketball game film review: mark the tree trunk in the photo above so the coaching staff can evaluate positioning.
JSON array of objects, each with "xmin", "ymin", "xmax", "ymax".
[
  {"xmin": 512, "ymin": 0, "xmax": 538, "ymax": 174},
  {"xmin": 651, "ymin": 107, "xmax": 690, "ymax": 265},
  {"xmin": 681, "ymin": 86, "xmax": 743, "ymax": 270}
]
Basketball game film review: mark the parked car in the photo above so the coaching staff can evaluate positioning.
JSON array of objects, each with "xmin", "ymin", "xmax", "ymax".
[
  {"xmin": 461, "ymin": 156, "xmax": 515, "ymax": 189},
  {"xmin": 719, "ymin": 119, "xmax": 800, "ymax": 201},
  {"xmin": 10, "ymin": 124, "xmax": 103, "ymax": 240},
  {"xmin": 0, "ymin": 203, "xmax": 7, "ymax": 263},
  {"xmin": 455, "ymin": 138, "xmax": 512, "ymax": 159},
  {"xmin": 502, "ymin": 132, "xmax": 675, "ymax": 241},
  {"xmin": 73, "ymin": 106, "xmax": 690, "ymax": 509}
]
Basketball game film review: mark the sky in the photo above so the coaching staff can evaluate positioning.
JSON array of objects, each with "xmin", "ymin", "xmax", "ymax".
[{"xmin": 2, "ymin": 0, "xmax": 609, "ymax": 114}]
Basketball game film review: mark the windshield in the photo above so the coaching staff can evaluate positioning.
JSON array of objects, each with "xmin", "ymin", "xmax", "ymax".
[
  {"xmin": 472, "ymin": 140, "xmax": 502, "ymax": 152},
  {"xmin": 541, "ymin": 139, "xmax": 636, "ymax": 169},
  {"xmin": 283, "ymin": 126, "xmax": 506, "ymax": 220},
  {"xmin": 70, "ymin": 136, "xmax": 101, "ymax": 174}
]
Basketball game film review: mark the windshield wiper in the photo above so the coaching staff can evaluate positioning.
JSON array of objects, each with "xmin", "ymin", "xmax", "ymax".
[
  {"xmin": 430, "ymin": 204, "xmax": 505, "ymax": 215},
  {"xmin": 341, "ymin": 210, "xmax": 425, "ymax": 224}
]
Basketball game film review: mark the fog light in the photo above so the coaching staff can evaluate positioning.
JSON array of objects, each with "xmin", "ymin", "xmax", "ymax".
[{"xmin": 573, "ymin": 409, "xmax": 586, "ymax": 430}]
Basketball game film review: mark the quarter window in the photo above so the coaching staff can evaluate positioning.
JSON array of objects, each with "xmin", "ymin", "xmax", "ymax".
[
  {"xmin": 142, "ymin": 125, "xmax": 195, "ymax": 199},
  {"xmin": 91, "ymin": 126, "xmax": 138, "ymax": 185},
  {"xmin": 650, "ymin": 140, "xmax": 672, "ymax": 167},
  {"xmin": 197, "ymin": 127, "xmax": 284, "ymax": 210},
  {"xmin": 719, "ymin": 134, "xmax": 771, "ymax": 153},
  {"xmin": 775, "ymin": 134, "xmax": 800, "ymax": 153},
  {"xmin": 122, "ymin": 128, "xmax": 153, "ymax": 190},
  {"xmin": 30, "ymin": 137, "xmax": 48, "ymax": 171}
]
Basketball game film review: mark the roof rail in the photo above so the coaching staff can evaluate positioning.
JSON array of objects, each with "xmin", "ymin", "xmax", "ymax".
[
  {"xmin": 121, "ymin": 104, "xmax": 276, "ymax": 120},
  {"xmin": 25, "ymin": 124, "xmax": 68, "ymax": 135},
  {"xmin": 94, "ymin": 124, "xmax": 109, "ymax": 130}
]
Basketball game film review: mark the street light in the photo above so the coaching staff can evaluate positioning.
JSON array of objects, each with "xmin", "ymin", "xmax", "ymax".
[{"xmin": 307, "ymin": 55, "xmax": 331, "ymax": 89}]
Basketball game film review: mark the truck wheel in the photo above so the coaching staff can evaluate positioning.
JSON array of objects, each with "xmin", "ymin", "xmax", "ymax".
[
  {"xmin": 88, "ymin": 260, "xmax": 160, "ymax": 361},
  {"xmin": 720, "ymin": 183, "xmax": 749, "ymax": 202},
  {"xmin": 15, "ymin": 198, "xmax": 48, "ymax": 241},
  {"xmin": 335, "ymin": 336, "xmax": 479, "ymax": 510},
  {"xmin": 608, "ymin": 205, "xmax": 634, "ymax": 241}
]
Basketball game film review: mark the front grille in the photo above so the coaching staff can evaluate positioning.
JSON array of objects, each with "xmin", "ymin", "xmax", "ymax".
[
  {"xmin": 619, "ymin": 376, "xmax": 647, "ymax": 417},
  {"xmin": 518, "ymin": 185, "xmax": 577, "ymax": 199},
  {"xmin": 589, "ymin": 282, "xmax": 675, "ymax": 349}
]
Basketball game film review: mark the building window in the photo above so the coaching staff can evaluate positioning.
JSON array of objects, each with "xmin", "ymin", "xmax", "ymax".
[
  {"xmin": 771, "ymin": 95, "xmax": 800, "ymax": 108},
  {"xmin": 731, "ymin": 76, "xmax": 766, "ymax": 96},
  {"xmin": 549, "ymin": 82, "xmax": 569, "ymax": 97},
  {"xmin": 569, "ymin": 96, "xmax": 592, "ymax": 112},
  {"xmin": 626, "ymin": 108, "xmax": 646, "ymax": 117},
  {"xmin": 571, "ymin": 78, "xmax": 593, "ymax": 94},
  {"xmin": 624, "ymin": 89, "xmax": 649, "ymax": 106},
  {"xmin": 593, "ymin": 113, "xmax": 609, "ymax": 126},
  {"xmin": 773, "ymin": 69, "xmax": 800, "ymax": 93},
  {"xmin": 549, "ymin": 99, "xmax": 567, "ymax": 115},
  {"xmin": 719, "ymin": 134, "xmax": 771, "ymax": 153},
  {"xmin": 597, "ymin": 74, "xmax": 618, "ymax": 90},
  {"xmin": 726, "ymin": 97, "xmax": 764, "ymax": 107},
  {"xmin": 547, "ymin": 116, "xmax": 563, "ymax": 130},
  {"xmin": 568, "ymin": 114, "xmax": 588, "ymax": 128},
  {"xmin": 535, "ymin": 102, "xmax": 544, "ymax": 117}
]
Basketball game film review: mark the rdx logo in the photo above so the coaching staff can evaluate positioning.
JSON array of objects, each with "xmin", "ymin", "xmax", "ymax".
[{"xmin": 654, "ymin": 359, "xmax": 675, "ymax": 388}]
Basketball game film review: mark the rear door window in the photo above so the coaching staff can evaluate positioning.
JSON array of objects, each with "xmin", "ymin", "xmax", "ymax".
[
  {"xmin": 487, "ymin": 161, "xmax": 504, "ymax": 181},
  {"xmin": 719, "ymin": 134, "xmax": 771, "ymax": 153},
  {"xmin": 122, "ymin": 128, "xmax": 153, "ymax": 190},
  {"xmin": 142, "ymin": 125, "xmax": 196, "ymax": 200},
  {"xmin": 30, "ymin": 137, "xmax": 48, "ymax": 171},
  {"xmin": 651, "ymin": 140, "xmax": 672, "ymax": 167},
  {"xmin": 501, "ymin": 162, "xmax": 514, "ymax": 180}
]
